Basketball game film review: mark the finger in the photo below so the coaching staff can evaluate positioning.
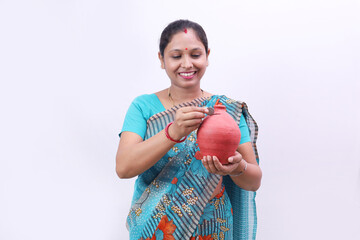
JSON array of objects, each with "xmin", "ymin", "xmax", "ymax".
[
  {"xmin": 182, "ymin": 119, "xmax": 203, "ymax": 128},
  {"xmin": 173, "ymin": 117, "xmax": 202, "ymax": 128},
  {"xmin": 181, "ymin": 106, "xmax": 208, "ymax": 114},
  {"xmin": 206, "ymin": 155, "xmax": 218, "ymax": 173},
  {"xmin": 182, "ymin": 111, "xmax": 206, "ymax": 120},
  {"xmin": 175, "ymin": 112, "xmax": 205, "ymax": 126},
  {"xmin": 202, "ymin": 156, "xmax": 211, "ymax": 172},
  {"xmin": 235, "ymin": 151, "xmax": 242, "ymax": 159},
  {"xmin": 222, "ymin": 162, "xmax": 241, "ymax": 174},
  {"xmin": 213, "ymin": 156, "xmax": 225, "ymax": 172},
  {"xmin": 228, "ymin": 151, "xmax": 242, "ymax": 163}
]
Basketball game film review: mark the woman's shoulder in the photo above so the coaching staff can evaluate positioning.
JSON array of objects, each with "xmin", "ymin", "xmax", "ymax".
[
  {"xmin": 132, "ymin": 93, "xmax": 158, "ymax": 103},
  {"xmin": 130, "ymin": 93, "xmax": 163, "ymax": 110},
  {"xmin": 130, "ymin": 93, "xmax": 165, "ymax": 119}
]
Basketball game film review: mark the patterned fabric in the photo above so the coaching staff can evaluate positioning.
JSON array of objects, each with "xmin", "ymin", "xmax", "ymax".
[
  {"xmin": 126, "ymin": 95, "xmax": 259, "ymax": 240},
  {"xmin": 192, "ymin": 185, "xmax": 233, "ymax": 239}
]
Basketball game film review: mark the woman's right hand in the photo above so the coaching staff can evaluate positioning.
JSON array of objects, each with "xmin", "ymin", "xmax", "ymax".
[
  {"xmin": 168, "ymin": 106, "xmax": 209, "ymax": 140},
  {"xmin": 116, "ymin": 106, "xmax": 208, "ymax": 179}
]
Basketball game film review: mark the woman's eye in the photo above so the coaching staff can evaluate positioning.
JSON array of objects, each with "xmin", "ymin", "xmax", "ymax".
[
  {"xmin": 172, "ymin": 56, "xmax": 181, "ymax": 59},
  {"xmin": 192, "ymin": 54, "xmax": 201, "ymax": 58}
]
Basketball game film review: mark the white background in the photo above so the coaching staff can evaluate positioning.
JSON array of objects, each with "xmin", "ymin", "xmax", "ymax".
[{"xmin": 1, "ymin": 0, "xmax": 359, "ymax": 239}]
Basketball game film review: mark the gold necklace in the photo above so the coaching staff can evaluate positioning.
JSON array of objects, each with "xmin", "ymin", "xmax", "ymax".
[{"xmin": 168, "ymin": 88, "xmax": 204, "ymax": 106}]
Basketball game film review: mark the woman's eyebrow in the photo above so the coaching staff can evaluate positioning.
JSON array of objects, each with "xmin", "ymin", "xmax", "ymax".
[
  {"xmin": 169, "ymin": 47, "xmax": 203, "ymax": 52},
  {"xmin": 169, "ymin": 49, "xmax": 182, "ymax": 53}
]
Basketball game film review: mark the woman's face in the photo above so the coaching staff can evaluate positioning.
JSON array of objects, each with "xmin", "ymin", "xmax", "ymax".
[{"xmin": 159, "ymin": 28, "xmax": 210, "ymax": 89}]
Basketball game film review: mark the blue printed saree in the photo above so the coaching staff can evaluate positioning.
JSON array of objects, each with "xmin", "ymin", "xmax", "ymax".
[{"xmin": 126, "ymin": 95, "xmax": 259, "ymax": 240}]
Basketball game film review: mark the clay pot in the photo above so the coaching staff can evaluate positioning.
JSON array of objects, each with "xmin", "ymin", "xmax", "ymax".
[{"xmin": 196, "ymin": 104, "xmax": 241, "ymax": 164}]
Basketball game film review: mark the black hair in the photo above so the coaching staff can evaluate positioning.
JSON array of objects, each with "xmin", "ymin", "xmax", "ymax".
[{"xmin": 159, "ymin": 19, "xmax": 208, "ymax": 57}]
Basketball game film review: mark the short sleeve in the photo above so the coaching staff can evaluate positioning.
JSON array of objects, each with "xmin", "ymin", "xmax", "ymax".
[
  {"xmin": 120, "ymin": 98, "xmax": 147, "ymax": 139},
  {"xmin": 239, "ymin": 113, "xmax": 251, "ymax": 144}
]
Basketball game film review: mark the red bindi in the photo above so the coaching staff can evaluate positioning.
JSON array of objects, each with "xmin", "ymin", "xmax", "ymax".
[
  {"xmin": 185, "ymin": 48, "xmax": 188, "ymax": 50},
  {"xmin": 184, "ymin": 28, "xmax": 187, "ymax": 33}
]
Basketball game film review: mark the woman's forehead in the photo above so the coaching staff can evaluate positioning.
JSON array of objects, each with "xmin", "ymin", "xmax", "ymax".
[{"xmin": 166, "ymin": 29, "xmax": 204, "ymax": 50}]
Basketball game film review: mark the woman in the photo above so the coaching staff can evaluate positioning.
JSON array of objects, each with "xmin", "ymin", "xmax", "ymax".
[{"xmin": 116, "ymin": 20, "xmax": 262, "ymax": 240}]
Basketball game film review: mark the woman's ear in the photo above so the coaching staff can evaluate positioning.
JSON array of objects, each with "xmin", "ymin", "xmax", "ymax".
[
  {"xmin": 206, "ymin": 48, "xmax": 210, "ymax": 66},
  {"xmin": 158, "ymin": 52, "xmax": 165, "ymax": 69}
]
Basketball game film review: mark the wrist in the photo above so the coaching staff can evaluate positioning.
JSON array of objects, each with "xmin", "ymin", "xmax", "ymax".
[
  {"xmin": 165, "ymin": 122, "xmax": 186, "ymax": 143},
  {"xmin": 168, "ymin": 123, "xmax": 182, "ymax": 141},
  {"xmin": 230, "ymin": 159, "xmax": 248, "ymax": 176}
]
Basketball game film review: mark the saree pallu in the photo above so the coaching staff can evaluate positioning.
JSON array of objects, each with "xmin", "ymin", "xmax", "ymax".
[{"xmin": 126, "ymin": 95, "xmax": 259, "ymax": 240}]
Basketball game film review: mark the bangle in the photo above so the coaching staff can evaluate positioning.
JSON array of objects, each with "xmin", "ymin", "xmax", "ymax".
[
  {"xmin": 165, "ymin": 122, "xmax": 187, "ymax": 143},
  {"xmin": 230, "ymin": 159, "xmax": 248, "ymax": 176}
]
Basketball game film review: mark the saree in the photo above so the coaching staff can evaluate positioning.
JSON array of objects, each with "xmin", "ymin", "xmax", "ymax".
[{"xmin": 126, "ymin": 95, "xmax": 259, "ymax": 240}]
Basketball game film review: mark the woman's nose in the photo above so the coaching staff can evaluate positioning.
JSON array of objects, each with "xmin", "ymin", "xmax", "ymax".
[{"xmin": 181, "ymin": 55, "xmax": 193, "ymax": 68}]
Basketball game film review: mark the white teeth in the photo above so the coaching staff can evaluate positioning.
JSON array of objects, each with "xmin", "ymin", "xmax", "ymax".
[{"xmin": 179, "ymin": 72, "xmax": 195, "ymax": 77}]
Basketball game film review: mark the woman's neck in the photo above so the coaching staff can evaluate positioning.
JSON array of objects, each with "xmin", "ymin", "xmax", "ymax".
[{"xmin": 168, "ymin": 85, "xmax": 203, "ymax": 105}]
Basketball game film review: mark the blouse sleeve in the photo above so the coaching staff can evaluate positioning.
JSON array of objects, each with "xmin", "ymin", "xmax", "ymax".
[
  {"xmin": 239, "ymin": 113, "xmax": 251, "ymax": 144},
  {"xmin": 119, "ymin": 97, "xmax": 147, "ymax": 139}
]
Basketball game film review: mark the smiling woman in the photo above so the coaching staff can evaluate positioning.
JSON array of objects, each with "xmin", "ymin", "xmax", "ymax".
[
  {"xmin": 116, "ymin": 19, "xmax": 261, "ymax": 240},
  {"xmin": 158, "ymin": 27, "xmax": 210, "ymax": 105}
]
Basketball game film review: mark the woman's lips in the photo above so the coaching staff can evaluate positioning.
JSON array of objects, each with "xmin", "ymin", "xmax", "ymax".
[{"xmin": 179, "ymin": 71, "xmax": 196, "ymax": 79}]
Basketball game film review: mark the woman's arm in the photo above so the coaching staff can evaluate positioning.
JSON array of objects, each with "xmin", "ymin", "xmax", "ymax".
[
  {"xmin": 116, "ymin": 106, "xmax": 208, "ymax": 179},
  {"xmin": 229, "ymin": 142, "xmax": 262, "ymax": 191},
  {"xmin": 115, "ymin": 130, "xmax": 176, "ymax": 179}
]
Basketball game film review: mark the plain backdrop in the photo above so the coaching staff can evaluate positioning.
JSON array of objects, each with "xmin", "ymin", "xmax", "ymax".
[{"xmin": 1, "ymin": 0, "xmax": 359, "ymax": 239}]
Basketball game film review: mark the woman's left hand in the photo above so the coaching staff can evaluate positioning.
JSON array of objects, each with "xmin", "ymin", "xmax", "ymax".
[{"xmin": 202, "ymin": 151, "xmax": 243, "ymax": 176}]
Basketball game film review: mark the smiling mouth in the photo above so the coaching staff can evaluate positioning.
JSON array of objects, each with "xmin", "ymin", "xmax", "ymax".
[{"xmin": 179, "ymin": 71, "xmax": 196, "ymax": 77}]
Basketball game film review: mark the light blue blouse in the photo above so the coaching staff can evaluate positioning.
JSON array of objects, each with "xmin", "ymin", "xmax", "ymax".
[{"xmin": 120, "ymin": 94, "xmax": 251, "ymax": 144}]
